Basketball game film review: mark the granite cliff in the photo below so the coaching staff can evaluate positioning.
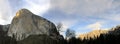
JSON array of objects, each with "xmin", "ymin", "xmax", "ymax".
[{"xmin": 7, "ymin": 9, "xmax": 60, "ymax": 41}]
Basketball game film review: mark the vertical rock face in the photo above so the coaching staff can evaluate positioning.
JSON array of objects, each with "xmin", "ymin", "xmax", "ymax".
[{"xmin": 7, "ymin": 9, "xmax": 60, "ymax": 41}]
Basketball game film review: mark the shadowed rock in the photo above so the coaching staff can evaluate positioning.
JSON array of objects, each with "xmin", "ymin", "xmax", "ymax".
[{"xmin": 17, "ymin": 35, "xmax": 65, "ymax": 44}]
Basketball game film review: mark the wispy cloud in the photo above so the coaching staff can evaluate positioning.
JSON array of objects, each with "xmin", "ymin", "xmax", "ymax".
[
  {"xmin": 51, "ymin": 0, "xmax": 113, "ymax": 15},
  {"xmin": 86, "ymin": 22, "xmax": 103, "ymax": 30},
  {"xmin": 49, "ymin": 0, "xmax": 120, "ymax": 30},
  {"xmin": 0, "ymin": 0, "xmax": 50, "ymax": 24},
  {"xmin": 0, "ymin": 0, "xmax": 12, "ymax": 25}
]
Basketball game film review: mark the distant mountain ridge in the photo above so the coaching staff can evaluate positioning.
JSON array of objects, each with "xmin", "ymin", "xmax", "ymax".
[
  {"xmin": 79, "ymin": 30, "xmax": 108, "ymax": 40},
  {"xmin": 79, "ymin": 25, "xmax": 120, "ymax": 40}
]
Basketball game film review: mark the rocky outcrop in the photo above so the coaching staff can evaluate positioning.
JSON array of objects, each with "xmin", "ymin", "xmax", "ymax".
[{"xmin": 7, "ymin": 9, "xmax": 60, "ymax": 41}]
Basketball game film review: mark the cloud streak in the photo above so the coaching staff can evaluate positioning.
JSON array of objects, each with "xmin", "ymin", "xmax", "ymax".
[
  {"xmin": 51, "ymin": 0, "xmax": 113, "ymax": 15},
  {"xmin": 86, "ymin": 22, "xmax": 103, "ymax": 30},
  {"xmin": 50, "ymin": 0, "xmax": 120, "ymax": 28}
]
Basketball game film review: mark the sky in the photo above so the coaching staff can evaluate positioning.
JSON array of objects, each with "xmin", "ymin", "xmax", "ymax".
[{"xmin": 0, "ymin": 0, "xmax": 120, "ymax": 37}]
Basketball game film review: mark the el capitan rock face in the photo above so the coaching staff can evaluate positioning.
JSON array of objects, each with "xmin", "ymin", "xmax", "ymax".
[{"xmin": 7, "ymin": 9, "xmax": 60, "ymax": 41}]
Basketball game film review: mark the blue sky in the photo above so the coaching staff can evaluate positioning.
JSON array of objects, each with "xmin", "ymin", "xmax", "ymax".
[{"xmin": 0, "ymin": 0, "xmax": 120, "ymax": 37}]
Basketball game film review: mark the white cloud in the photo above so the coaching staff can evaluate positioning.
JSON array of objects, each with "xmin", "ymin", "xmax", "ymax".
[
  {"xmin": 24, "ymin": 0, "xmax": 51, "ymax": 16},
  {"xmin": 59, "ymin": 20, "xmax": 78, "ymax": 32},
  {"xmin": 51, "ymin": 0, "xmax": 113, "ymax": 15},
  {"xmin": 106, "ymin": 14, "xmax": 120, "ymax": 21},
  {"xmin": 86, "ymin": 21, "xmax": 110, "ymax": 30},
  {"xmin": 0, "ymin": 0, "xmax": 12, "ymax": 25},
  {"xmin": 86, "ymin": 22, "xmax": 103, "ymax": 30}
]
